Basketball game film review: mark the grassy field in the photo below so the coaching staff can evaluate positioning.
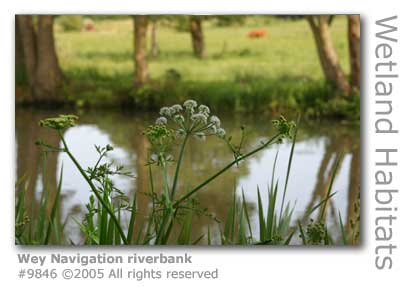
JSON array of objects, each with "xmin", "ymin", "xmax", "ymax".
[{"xmin": 53, "ymin": 16, "xmax": 357, "ymax": 117}]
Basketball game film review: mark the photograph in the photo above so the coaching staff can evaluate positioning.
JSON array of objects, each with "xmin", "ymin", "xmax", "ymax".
[{"xmin": 15, "ymin": 15, "xmax": 360, "ymax": 246}]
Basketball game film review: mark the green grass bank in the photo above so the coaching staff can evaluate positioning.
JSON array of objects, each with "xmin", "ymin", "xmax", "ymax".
[{"xmin": 17, "ymin": 17, "xmax": 359, "ymax": 118}]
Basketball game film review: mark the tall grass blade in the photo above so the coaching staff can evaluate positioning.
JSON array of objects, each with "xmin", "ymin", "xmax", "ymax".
[
  {"xmin": 155, "ymin": 208, "xmax": 173, "ymax": 244},
  {"xmin": 269, "ymin": 151, "xmax": 279, "ymax": 196},
  {"xmin": 207, "ymin": 225, "xmax": 212, "ymax": 245},
  {"xmin": 219, "ymin": 224, "xmax": 227, "ymax": 245},
  {"xmin": 279, "ymin": 121, "xmax": 298, "ymax": 221},
  {"xmin": 15, "ymin": 179, "xmax": 26, "ymax": 221},
  {"xmin": 307, "ymin": 192, "xmax": 337, "ymax": 217},
  {"xmin": 44, "ymin": 165, "xmax": 64, "ymax": 244},
  {"xmin": 73, "ymin": 218, "xmax": 99, "ymax": 244},
  {"xmin": 99, "ymin": 199, "xmax": 108, "ymax": 245},
  {"xmin": 319, "ymin": 155, "xmax": 341, "ymax": 221},
  {"xmin": 241, "ymin": 189, "xmax": 253, "ymax": 239},
  {"xmin": 37, "ymin": 188, "xmax": 49, "ymax": 242},
  {"xmin": 284, "ymin": 229, "xmax": 296, "ymax": 245},
  {"xmin": 324, "ymin": 227, "xmax": 331, "ymax": 245},
  {"xmin": 192, "ymin": 234, "xmax": 205, "ymax": 245},
  {"xmin": 298, "ymin": 220, "xmax": 306, "ymax": 245},
  {"xmin": 106, "ymin": 217, "xmax": 114, "ymax": 245},
  {"xmin": 127, "ymin": 193, "xmax": 138, "ymax": 243},
  {"xmin": 257, "ymin": 186, "xmax": 266, "ymax": 242},
  {"xmin": 267, "ymin": 180, "xmax": 278, "ymax": 239},
  {"xmin": 224, "ymin": 187, "xmax": 236, "ymax": 242},
  {"xmin": 238, "ymin": 203, "xmax": 247, "ymax": 244},
  {"xmin": 115, "ymin": 208, "xmax": 121, "ymax": 245},
  {"xmin": 338, "ymin": 211, "xmax": 347, "ymax": 245},
  {"xmin": 177, "ymin": 208, "xmax": 193, "ymax": 244}
]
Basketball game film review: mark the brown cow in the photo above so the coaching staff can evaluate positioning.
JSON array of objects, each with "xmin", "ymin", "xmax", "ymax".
[{"xmin": 247, "ymin": 29, "xmax": 267, "ymax": 38}]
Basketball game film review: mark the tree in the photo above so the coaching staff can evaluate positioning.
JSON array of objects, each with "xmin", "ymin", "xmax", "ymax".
[
  {"xmin": 150, "ymin": 19, "xmax": 159, "ymax": 58},
  {"xmin": 16, "ymin": 16, "xmax": 37, "ymax": 88},
  {"xmin": 348, "ymin": 15, "xmax": 360, "ymax": 91},
  {"xmin": 306, "ymin": 16, "xmax": 351, "ymax": 96},
  {"xmin": 133, "ymin": 16, "xmax": 149, "ymax": 88},
  {"xmin": 189, "ymin": 16, "xmax": 206, "ymax": 59},
  {"xmin": 16, "ymin": 15, "xmax": 63, "ymax": 103},
  {"xmin": 33, "ymin": 16, "xmax": 63, "ymax": 101}
]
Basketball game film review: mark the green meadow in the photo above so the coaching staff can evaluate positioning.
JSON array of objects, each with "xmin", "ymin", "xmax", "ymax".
[{"xmin": 53, "ymin": 17, "xmax": 357, "ymax": 117}]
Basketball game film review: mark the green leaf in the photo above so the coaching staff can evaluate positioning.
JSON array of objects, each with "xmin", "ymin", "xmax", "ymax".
[
  {"xmin": 279, "ymin": 120, "xmax": 298, "ymax": 221},
  {"xmin": 177, "ymin": 208, "xmax": 193, "ymax": 245},
  {"xmin": 257, "ymin": 186, "xmax": 266, "ymax": 242},
  {"xmin": 241, "ymin": 189, "xmax": 253, "ymax": 239},
  {"xmin": 338, "ymin": 211, "xmax": 347, "ymax": 245},
  {"xmin": 319, "ymin": 156, "xmax": 342, "ymax": 221},
  {"xmin": 298, "ymin": 220, "xmax": 306, "ymax": 245},
  {"xmin": 127, "ymin": 193, "xmax": 138, "ymax": 243},
  {"xmin": 44, "ymin": 165, "xmax": 64, "ymax": 244}
]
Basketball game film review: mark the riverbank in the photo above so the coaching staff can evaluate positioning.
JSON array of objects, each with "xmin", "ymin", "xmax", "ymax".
[{"xmin": 16, "ymin": 17, "xmax": 359, "ymax": 119}]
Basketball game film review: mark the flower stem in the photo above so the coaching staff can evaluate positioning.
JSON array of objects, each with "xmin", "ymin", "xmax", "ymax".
[
  {"xmin": 174, "ymin": 133, "xmax": 281, "ymax": 207},
  {"xmin": 160, "ymin": 155, "xmax": 171, "ymax": 201},
  {"xmin": 58, "ymin": 131, "xmax": 128, "ymax": 244},
  {"xmin": 170, "ymin": 134, "xmax": 189, "ymax": 201}
]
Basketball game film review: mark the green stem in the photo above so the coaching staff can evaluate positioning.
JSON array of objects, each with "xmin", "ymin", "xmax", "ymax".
[
  {"xmin": 58, "ymin": 131, "xmax": 128, "ymax": 245},
  {"xmin": 160, "ymin": 155, "xmax": 170, "ymax": 200},
  {"xmin": 170, "ymin": 134, "xmax": 189, "ymax": 201},
  {"xmin": 162, "ymin": 207, "xmax": 179, "ymax": 244},
  {"xmin": 90, "ymin": 150, "xmax": 105, "ymax": 178},
  {"xmin": 174, "ymin": 133, "xmax": 281, "ymax": 207},
  {"xmin": 278, "ymin": 125, "xmax": 298, "ymax": 221}
]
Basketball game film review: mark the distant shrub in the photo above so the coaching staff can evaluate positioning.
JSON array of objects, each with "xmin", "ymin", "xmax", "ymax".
[
  {"xmin": 164, "ymin": 68, "xmax": 182, "ymax": 82},
  {"xmin": 58, "ymin": 16, "xmax": 83, "ymax": 32},
  {"xmin": 214, "ymin": 16, "xmax": 246, "ymax": 27},
  {"xmin": 88, "ymin": 15, "xmax": 130, "ymax": 21},
  {"xmin": 275, "ymin": 15, "xmax": 305, "ymax": 21},
  {"xmin": 234, "ymin": 70, "xmax": 266, "ymax": 84},
  {"xmin": 173, "ymin": 17, "xmax": 190, "ymax": 32}
]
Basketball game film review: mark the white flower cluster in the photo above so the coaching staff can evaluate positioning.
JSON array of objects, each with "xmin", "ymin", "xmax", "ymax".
[
  {"xmin": 155, "ymin": 99, "xmax": 226, "ymax": 141},
  {"xmin": 155, "ymin": 116, "xmax": 167, "ymax": 125}
]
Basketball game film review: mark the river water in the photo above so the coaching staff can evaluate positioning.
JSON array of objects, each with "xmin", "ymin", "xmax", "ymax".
[{"xmin": 15, "ymin": 108, "xmax": 360, "ymax": 245}]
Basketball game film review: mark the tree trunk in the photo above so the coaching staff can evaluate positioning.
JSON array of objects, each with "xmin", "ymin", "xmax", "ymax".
[
  {"xmin": 189, "ymin": 17, "xmax": 206, "ymax": 58},
  {"xmin": 16, "ymin": 16, "xmax": 37, "ymax": 89},
  {"xmin": 16, "ymin": 18, "xmax": 27, "ymax": 103},
  {"xmin": 133, "ymin": 16, "xmax": 149, "ymax": 88},
  {"xmin": 150, "ymin": 21, "xmax": 159, "ymax": 58},
  {"xmin": 348, "ymin": 15, "xmax": 360, "ymax": 91},
  {"xmin": 33, "ymin": 16, "xmax": 63, "ymax": 102},
  {"xmin": 15, "ymin": 19, "xmax": 25, "ymax": 75},
  {"xmin": 307, "ymin": 16, "xmax": 351, "ymax": 96}
]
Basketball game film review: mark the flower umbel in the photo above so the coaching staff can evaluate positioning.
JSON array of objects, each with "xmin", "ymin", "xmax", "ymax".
[
  {"xmin": 145, "ymin": 125, "xmax": 175, "ymax": 156},
  {"xmin": 39, "ymin": 115, "xmax": 78, "ymax": 131},
  {"xmin": 183, "ymin": 99, "xmax": 197, "ymax": 109},
  {"xmin": 155, "ymin": 99, "xmax": 226, "ymax": 142},
  {"xmin": 155, "ymin": 117, "xmax": 168, "ymax": 125},
  {"xmin": 191, "ymin": 113, "xmax": 208, "ymax": 125},
  {"xmin": 306, "ymin": 219, "xmax": 326, "ymax": 245},
  {"xmin": 272, "ymin": 115, "xmax": 296, "ymax": 139}
]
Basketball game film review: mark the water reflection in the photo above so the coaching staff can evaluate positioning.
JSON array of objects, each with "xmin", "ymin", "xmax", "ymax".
[{"xmin": 15, "ymin": 108, "xmax": 360, "ymax": 244}]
